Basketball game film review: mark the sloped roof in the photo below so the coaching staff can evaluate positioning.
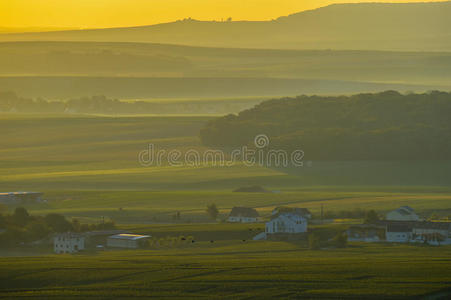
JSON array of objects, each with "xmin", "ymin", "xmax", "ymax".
[
  {"xmin": 85, "ymin": 230, "xmax": 128, "ymax": 237},
  {"xmin": 393, "ymin": 206, "xmax": 417, "ymax": 216},
  {"xmin": 269, "ymin": 212, "xmax": 307, "ymax": 223},
  {"xmin": 272, "ymin": 207, "xmax": 311, "ymax": 219},
  {"xmin": 108, "ymin": 234, "xmax": 150, "ymax": 241},
  {"xmin": 0, "ymin": 192, "xmax": 43, "ymax": 196},
  {"xmin": 413, "ymin": 221, "xmax": 451, "ymax": 230},
  {"xmin": 229, "ymin": 207, "xmax": 259, "ymax": 218},
  {"xmin": 375, "ymin": 220, "xmax": 451, "ymax": 232},
  {"xmin": 400, "ymin": 206, "xmax": 414, "ymax": 212}
]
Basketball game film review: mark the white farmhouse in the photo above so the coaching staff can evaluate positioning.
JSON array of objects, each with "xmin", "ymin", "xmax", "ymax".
[
  {"xmin": 107, "ymin": 234, "xmax": 151, "ymax": 249},
  {"xmin": 386, "ymin": 206, "xmax": 420, "ymax": 221},
  {"xmin": 265, "ymin": 213, "xmax": 308, "ymax": 237},
  {"xmin": 228, "ymin": 207, "xmax": 259, "ymax": 223},
  {"xmin": 54, "ymin": 233, "xmax": 85, "ymax": 254}
]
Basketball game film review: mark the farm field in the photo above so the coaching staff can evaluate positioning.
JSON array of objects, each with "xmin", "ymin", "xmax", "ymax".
[
  {"xmin": 2, "ymin": 113, "xmax": 451, "ymax": 190},
  {"xmin": 2, "ymin": 113, "xmax": 451, "ymax": 222},
  {"xmin": 0, "ymin": 242, "xmax": 450, "ymax": 299}
]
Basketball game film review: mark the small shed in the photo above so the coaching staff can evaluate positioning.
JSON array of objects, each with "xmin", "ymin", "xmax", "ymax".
[{"xmin": 107, "ymin": 234, "xmax": 151, "ymax": 249}]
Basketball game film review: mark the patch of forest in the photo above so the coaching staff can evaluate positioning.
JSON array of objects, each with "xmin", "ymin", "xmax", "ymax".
[{"xmin": 200, "ymin": 91, "xmax": 451, "ymax": 160}]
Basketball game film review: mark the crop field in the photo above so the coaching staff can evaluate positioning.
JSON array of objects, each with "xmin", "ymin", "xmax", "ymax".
[
  {"xmin": 0, "ymin": 242, "xmax": 450, "ymax": 299},
  {"xmin": 2, "ymin": 113, "xmax": 451, "ymax": 190},
  {"xmin": 19, "ymin": 189, "xmax": 451, "ymax": 224}
]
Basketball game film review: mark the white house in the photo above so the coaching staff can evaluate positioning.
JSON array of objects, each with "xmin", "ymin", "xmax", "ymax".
[
  {"xmin": 386, "ymin": 206, "xmax": 420, "ymax": 221},
  {"xmin": 385, "ymin": 223, "xmax": 412, "ymax": 243},
  {"xmin": 228, "ymin": 207, "xmax": 259, "ymax": 223},
  {"xmin": 54, "ymin": 233, "xmax": 85, "ymax": 254},
  {"xmin": 107, "ymin": 234, "xmax": 151, "ymax": 249},
  {"xmin": 265, "ymin": 213, "xmax": 308, "ymax": 236}
]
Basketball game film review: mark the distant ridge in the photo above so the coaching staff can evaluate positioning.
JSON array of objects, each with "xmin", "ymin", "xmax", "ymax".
[{"xmin": 1, "ymin": 2, "xmax": 451, "ymax": 51}]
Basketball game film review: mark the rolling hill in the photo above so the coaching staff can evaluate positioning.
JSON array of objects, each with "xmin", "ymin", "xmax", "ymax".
[
  {"xmin": 1, "ymin": 41, "xmax": 451, "ymax": 99},
  {"xmin": 1, "ymin": 2, "xmax": 451, "ymax": 51},
  {"xmin": 0, "ymin": 76, "xmax": 439, "ymax": 100},
  {"xmin": 2, "ymin": 41, "xmax": 451, "ymax": 86}
]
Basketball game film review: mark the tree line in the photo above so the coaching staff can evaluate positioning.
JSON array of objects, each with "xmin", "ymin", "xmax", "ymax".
[
  {"xmin": 0, "ymin": 207, "xmax": 115, "ymax": 248},
  {"xmin": 0, "ymin": 91, "xmax": 255, "ymax": 115},
  {"xmin": 200, "ymin": 91, "xmax": 451, "ymax": 160}
]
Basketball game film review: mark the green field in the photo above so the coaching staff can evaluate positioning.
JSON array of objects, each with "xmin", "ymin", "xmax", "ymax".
[
  {"xmin": 1, "ymin": 113, "xmax": 451, "ymax": 223},
  {"xmin": 1, "ymin": 241, "xmax": 450, "ymax": 299}
]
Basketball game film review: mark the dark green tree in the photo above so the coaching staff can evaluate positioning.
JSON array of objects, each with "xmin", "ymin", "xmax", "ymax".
[
  {"xmin": 44, "ymin": 213, "xmax": 73, "ymax": 233},
  {"xmin": 308, "ymin": 232, "xmax": 321, "ymax": 250},
  {"xmin": 333, "ymin": 232, "xmax": 348, "ymax": 248},
  {"xmin": 364, "ymin": 210, "xmax": 379, "ymax": 224},
  {"xmin": 13, "ymin": 207, "xmax": 30, "ymax": 226},
  {"xmin": 206, "ymin": 204, "xmax": 219, "ymax": 220}
]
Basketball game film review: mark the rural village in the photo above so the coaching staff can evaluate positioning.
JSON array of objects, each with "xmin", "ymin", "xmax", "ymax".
[{"xmin": 2, "ymin": 191, "xmax": 450, "ymax": 254}]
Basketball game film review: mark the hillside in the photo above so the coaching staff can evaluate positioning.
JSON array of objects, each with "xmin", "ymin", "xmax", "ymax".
[
  {"xmin": 2, "ymin": 41, "xmax": 451, "ymax": 86},
  {"xmin": 1, "ymin": 2, "xmax": 451, "ymax": 51},
  {"xmin": 200, "ymin": 91, "xmax": 451, "ymax": 161}
]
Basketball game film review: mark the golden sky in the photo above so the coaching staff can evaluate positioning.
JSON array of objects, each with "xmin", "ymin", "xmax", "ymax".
[{"xmin": 0, "ymin": 0, "xmax": 444, "ymax": 29}]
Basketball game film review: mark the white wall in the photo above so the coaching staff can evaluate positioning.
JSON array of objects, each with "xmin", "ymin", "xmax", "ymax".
[
  {"xmin": 386, "ymin": 211, "xmax": 419, "ymax": 221},
  {"xmin": 266, "ymin": 215, "xmax": 307, "ymax": 234},
  {"xmin": 54, "ymin": 236, "xmax": 85, "ymax": 254},
  {"xmin": 228, "ymin": 216, "xmax": 258, "ymax": 223},
  {"xmin": 386, "ymin": 232, "xmax": 411, "ymax": 243}
]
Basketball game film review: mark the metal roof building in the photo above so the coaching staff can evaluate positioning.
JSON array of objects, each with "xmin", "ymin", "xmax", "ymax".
[{"xmin": 106, "ymin": 234, "xmax": 151, "ymax": 249}]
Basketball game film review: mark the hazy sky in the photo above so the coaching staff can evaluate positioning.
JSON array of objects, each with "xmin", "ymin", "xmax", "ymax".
[{"xmin": 0, "ymin": 0, "xmax": 444, "ymax": 28}]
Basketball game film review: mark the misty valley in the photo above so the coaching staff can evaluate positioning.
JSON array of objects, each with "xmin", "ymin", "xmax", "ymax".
[{"xmin": 1, "ymin": 1, "xmax": 451, "ymax": 299}]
